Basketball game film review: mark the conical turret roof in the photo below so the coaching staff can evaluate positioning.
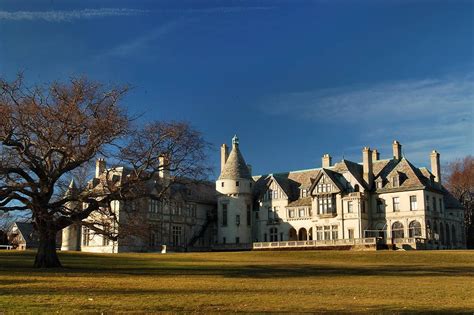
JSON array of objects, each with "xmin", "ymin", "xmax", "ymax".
[{"xmin": 218, "ymin": 136, "xmax": 252, "ymax": 180}]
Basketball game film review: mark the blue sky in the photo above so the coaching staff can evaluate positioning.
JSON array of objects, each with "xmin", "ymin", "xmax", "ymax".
[{"xmin": 0, "ymin": 0, "xmax": 473, "ymax": 178}]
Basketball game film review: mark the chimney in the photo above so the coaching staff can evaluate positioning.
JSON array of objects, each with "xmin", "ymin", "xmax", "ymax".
[
  {"xmin": 392, "ymin": 140, "xmax": 402, "ymax": 160},
  {"xmin": 322, "ymin": 154, "xmax": 332, "ymax": 168},
  {"xmin": 372, "ymin": 149, "xmax": 380, "ymax": 161},
  {"xmin": 95, "ymin": 158, "xmax": 106, "ymax": 178},
  {"xmin": 220, "ymin": 144, "xmax": 229, "ymax": 172},
  {"xmin": 363, "ymin": 147, "xmax": 373, "ymax": 188},
  {"xmin": 430, "ymin": 150, "xmax": 441, "ymax": 184},
  {"xmin": 159, "ymin": 155, "xmax": 170, "ymax": 186},
  {"xmin": 247, "ymin": 164, "xmax": 252, "ymax": 175}
]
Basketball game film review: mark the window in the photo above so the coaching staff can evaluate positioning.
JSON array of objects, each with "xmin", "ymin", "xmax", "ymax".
[
  {"xmin": 377, "ymin": 199, "xmax": 384, "ymax": 213},
  {"xmin": 393, "ymin": 197, "xmax": 400, "ymax": 212},
  {"xmin": 236, "ymin": 181, "xmax": 239, "ymax": 187},
  {"xmin": 280, "ymin": 232, "xmax": 284, "ymax": 241},
  {"xmin": 102, "ymin": 226, "xmax": 111, "ymax": 246},
  {"xmin": 348, "ymin": 228, "xmax": 354, "ymax": 239},
  {"xmin": 172, "ymin": 226, "xmax": 182, "ymax": 246},
  {"xmin": 273, "ymin": 190, "xmax": 279, "ymax": 199},
  {"xmin": 317, "ymin": 183, "xmax": 332, "ymax": 193},
  {"xmin": 331, "ymin": 225, "xmax": 338, "ymax": 240},
  {"xmin": 299, "ymin": 208, "xmax": 305, "ymax": 217},
  {"xmin": 410, "ymin": 195, "xmax": 417, "ymax": 211},
  {"xmin": 433, "ymin": 197, "xmax": 437, "ymax": 211},
  {"xmin": 376, "ymin": 181, "xmax": 383, "ymax": 189},
  {"xmin": 426, "ymin": 196, "xmax": 430, "ymax": 211},
  {"xmin": 222, "ymin": 204, "xmax": 228, "ymax": 226},
  {"xmin": 348, "ymin": 201, "xmax": 353, "ymax": 213},
  {"xmin": 392, "ymin": 222, "xmax": 404, "ymax": 239},
  {"xmin": 392, "ymin": 176, "xmax": 399, "ymax": 187},
  {"xmin": 268, "ymin": 207, "xmax": 273, "ymax": 220},
  {"xmin": 236, "ymin": 215, "xmax": 240, "ymax": 226},
  {"xmin": 264, "ymin": 233, "xmax": 267, "ymax": 242},
  {"xmin": 270, "ymin": 227, "xmax": 278, "ymax": 241},
  {"xmin": 149, "ymin": 199, "xmax": 160, "ymax": 213},
  {"xmin": 235, "ymin": 237, "xmax": 240, "ymax": 244},
  {"xmin": 274, "ymin": 206, "xmax": 279, "ymax": 218},
  {"xmin": 149, "ymin": 231, "xmax": 156, "ymax": 247},
  {"xmin": 324, "ymin": 226, "xmax": 331, "ymax": 240},
  {"xmin": 316, "ymin": 227, "xmax": 323, "ymax": 240},
  {"xmin": 221, "ymin": 182, "xmax": 224, "ymax": 187},
  {"xmin": 302, "ymin": 189, "xmax": 307, "ymax": 198},
  {"xmin": 247, "ymin": 205, "xmax": 251, "ymax": 226},
  {"xmin": 268, "ymin": 190, "xmax": 273, "ymax": 200},
  {"xmin": 318, "ymin": 195, "xmax": 334, "ymax": 214},
  {"xmin": 82, "ymin": 227, "xmax": 90, "ymax": 246},
  {"xmin": 288, "ymin": 209, "xmax": 295, "ymax": 218},
  {"xmin": 409, "ymin": 221, "xmax": 422, "ymax": 237},
  {"xmin": 223, "ymin": 237, "xmax": 226, "ymax": 244},
  {"xmin": 439, "ymin": 199, "xmax": 443, "ymax": 213}
]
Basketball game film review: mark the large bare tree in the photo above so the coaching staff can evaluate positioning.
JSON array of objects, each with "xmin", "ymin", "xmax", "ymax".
[
  {"xmin": 445, "ymin": 155, "xmax": 473, "ymax": 248},
  {"xmin": 0, "ymin": 75, "xmax": 210, "ymax": 267}
]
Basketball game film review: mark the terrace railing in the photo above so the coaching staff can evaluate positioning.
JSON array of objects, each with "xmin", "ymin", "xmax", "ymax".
[{"xmin": 253, "ymin": 238, "xmax": 377, "ymax": 249}]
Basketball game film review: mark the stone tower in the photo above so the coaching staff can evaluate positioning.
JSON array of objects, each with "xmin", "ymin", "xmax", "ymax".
[
  {"xmin": 216, "ymin": 135, "xmax": 253, "ymax": 245},
  {"xmin": 61, "ymin": 179, "xmax": 82, "ymax": 251}
]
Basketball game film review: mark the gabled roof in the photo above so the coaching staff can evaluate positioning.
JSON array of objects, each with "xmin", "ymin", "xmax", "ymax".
[
  {"xmin": 219, "ymin": 144, "xmax": 252, "ymax": 180},
  {"xmin": 252, "ymin": 168, "xmax": 321, "ymax": 202},
  {"xmin": 309, "ymin": 168, "xmax": 345, "ymax": 193},
  {"xmin": 333, "ymin": 159, "xmax": 366, "ymax": 189},
  {"xmin": 12, "ymin": 222, "xmax": 39, "ymax": 247}
]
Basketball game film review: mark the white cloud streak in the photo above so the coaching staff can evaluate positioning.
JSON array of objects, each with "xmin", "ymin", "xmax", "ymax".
[
  {"xmin": 261, "ymin": 76, "xmax": 474, "ymax": 164},
  {"xmin": 0, "ymin": 8, "xmax": 149, "ymax": 22}
]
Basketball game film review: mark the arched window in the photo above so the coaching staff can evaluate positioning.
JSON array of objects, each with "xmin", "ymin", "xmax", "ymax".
[
  {"xmin": 269, "ymin": 227, "xmax": 278, "ymax": 242},
  {"xmin": 409, "ymin": 221, "xmax": 422, "ymax": 237},
  {"xmin": 392, "ymin": 222, "xmax": 404, "ymax": 239},
  {"xmin": 298, "ymin": 228, "xmax": 308, "ymax": 241},
  {"xmin": 354, "ymin": 184, "xmax": 360, "ymax": 192},
  {"xmin": 289, "ymin": 228, "xmax": 297, "ymax": 241}
]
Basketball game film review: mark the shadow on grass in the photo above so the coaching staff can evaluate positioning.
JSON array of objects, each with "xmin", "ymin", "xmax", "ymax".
[{"xmin": 0, "ymin": 250, "xmax": 473, "ymax": 280}]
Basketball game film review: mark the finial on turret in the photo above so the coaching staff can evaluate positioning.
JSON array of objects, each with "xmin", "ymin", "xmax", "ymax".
[{"xmin": 232, "ymin": 135, "xmax": 239, "ymax": 146}]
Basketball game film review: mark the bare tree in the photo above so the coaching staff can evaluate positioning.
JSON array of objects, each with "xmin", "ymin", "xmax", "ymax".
[
  {"xmin": 0, "ymin": 75, "xmax": 210, "ymax": 267},
  {"xmin": 445, "ymin": 155, "xmax": 474, "ymax": 248}
]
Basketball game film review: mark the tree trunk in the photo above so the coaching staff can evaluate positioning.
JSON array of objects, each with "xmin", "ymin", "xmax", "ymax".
[{"xmin": 34, "ymin": 232, "xmax": 62, "ymax": 268}]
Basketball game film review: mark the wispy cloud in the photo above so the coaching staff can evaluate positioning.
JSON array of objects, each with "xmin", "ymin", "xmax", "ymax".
[
  {"xmin": 100, "ymin": 18, "xmax": 194, "ymax": 59},
  {"xmin": 0, "ymin": 8, "xmax": 149, "ymax": 22},
  {"xmin": 260, "ymin": 75, "xmax": 474, "ymax": 164}
]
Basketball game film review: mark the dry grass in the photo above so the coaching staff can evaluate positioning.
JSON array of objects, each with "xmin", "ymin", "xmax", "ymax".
[{"xmin": 0, "ymin": 250, "xmax": 473, "ymax": 313}]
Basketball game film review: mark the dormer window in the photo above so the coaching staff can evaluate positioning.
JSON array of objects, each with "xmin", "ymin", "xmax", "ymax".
[
  {"xmin": 392, "ymin": 175, "xmax": 399, "ymax": 187},
  {"xmin": 376, "ymin": 180, "xmax": 383, "ymax": 189}
]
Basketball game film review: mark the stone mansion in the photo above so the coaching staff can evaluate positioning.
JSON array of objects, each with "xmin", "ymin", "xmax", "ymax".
[
  {"xmin": 61, "ymin": 136, "xmax": 466, "ymax": 252},
  {"xmin": 216, "ymin": 136, "xmax": 465, "ymax": 250}
]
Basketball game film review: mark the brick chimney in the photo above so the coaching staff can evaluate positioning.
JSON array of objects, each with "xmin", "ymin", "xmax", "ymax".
[
  {"xmin": 95, "ymin": 158, "xmax": 106, "ymax": 178},
  {"xmin": 392, "ymin": 140, "xmax": 402, "ymax": 160},
  {"xmin": 363, "ymin": 147, "xmax": 373, "ymax": 188},
  {"xmin": 322, "ymin": 154, "xmax": 332, "ymax": 168},
  {"xmin": 430, "ymin": 150, "xmax": 441, "ymax": 184},
  {"xmin": 159, "ymin": 155, "xmax": 170, "ymax": 186},
  {"xmin": 220, "ymin": 144, "xmax": 229, "ymax": 172}
]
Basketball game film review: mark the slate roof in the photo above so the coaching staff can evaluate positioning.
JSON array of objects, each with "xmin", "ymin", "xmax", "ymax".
[
  {"xmin": 12, "ymin": 222, "xmax": 39, "ymax": 247},
  {"xmin": 287, "ymin": 197, "xmax": 312, "ymax": 207},
  {"xmin": 218, "ymin": 144, "xmax": 252, "ymax": 180}
]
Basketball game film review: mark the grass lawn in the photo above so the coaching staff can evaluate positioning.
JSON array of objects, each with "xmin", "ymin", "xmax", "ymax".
[{"xmin": 0, "ymin": 250, "xmax": 473, "ymax": 313}]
